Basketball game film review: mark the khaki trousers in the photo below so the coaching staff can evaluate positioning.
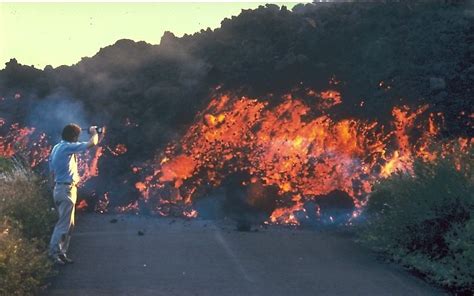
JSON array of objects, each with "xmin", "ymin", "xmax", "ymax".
[{"xmin": 48, "ymin": 184, "xmax": 77, "ymax": 257}]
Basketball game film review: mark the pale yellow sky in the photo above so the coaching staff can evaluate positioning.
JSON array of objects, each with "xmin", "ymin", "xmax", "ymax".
[{"xmin": 0, "ymin": 2, "xmax": 300, "ymax": 70}]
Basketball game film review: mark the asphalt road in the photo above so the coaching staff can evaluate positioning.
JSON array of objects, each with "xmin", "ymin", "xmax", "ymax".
[{"xmin": 45, "ymin": 214, "xmax": 445, "ymax": 296}]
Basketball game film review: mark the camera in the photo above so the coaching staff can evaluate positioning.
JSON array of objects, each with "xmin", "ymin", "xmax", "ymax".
[
  {"xmin": 82, "ymin": 126, "xmax": 104, "ymax": 134},
  {"xmin": 95, "ymin": 127, "xmax": 104, "ymax": 134}
]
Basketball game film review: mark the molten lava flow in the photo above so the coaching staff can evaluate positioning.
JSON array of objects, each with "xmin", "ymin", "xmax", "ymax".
[
  {"xmin": 159, "ymin": 155, "xmax": 196, "ymax": 186},
  {"xmin": 76, "ymin": 199, "xmax": 88, "ymax": 211},
  {"xmin": 269, "ymin": 194, "xmax": 305, "ymax": 225},
  {"xmin": 95, "ymin": 192, "xmax": 110, "ymax": 213},
  {"xmin": 77, "ymin": 146, "xmax": 103, "ymax": 186},
  {"xmin": 0, "ymin": 123, "xmax": 51, "ymax": 167},
  {"xmin": 136, "ymin": 90, "xmax": 471, "ymax": 224},
  {"xmin": 115, "ymin": 200, "xmax": 140, "ymax": 214},
  {"xmin": 0, "ymin": 98, "xmax": 116, "ymax": 212},
  {"xmin": 1, "ymin": 89, "xmax": 470, "ymax": 221},
  {"xmin": 107, "ymin": 143, "xmax": 127, "ymax": 156},
  {"xmin": 0, "ymin": 119, "xmax": 108, "ymax": 187}
]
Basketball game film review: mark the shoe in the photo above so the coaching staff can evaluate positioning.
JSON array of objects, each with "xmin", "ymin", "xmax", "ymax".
[
  {"xmin": 50, "ymin": 255, "xmax": 65, "ymax": 265},
  {"xmin": 58, "ymin": 254, "xmax": 74, "ymax": 264}
]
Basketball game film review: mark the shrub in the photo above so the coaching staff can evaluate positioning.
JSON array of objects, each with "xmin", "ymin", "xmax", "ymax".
[
  {"xmin": 0, "ymin": 157, "xmax": 15, "ymax": 174},
  {"xmin": 0, "ymin": 219, "xmax": 53, "ymax": 296},
  {"xmin": 0, "ymin": 178, "xmax": 56, "ymax": 243},
  {"xmin": 0, "ymin": 157, "xmax": 56, "ymax": 295},
  {"xmin": 360, "ymin": 151, "xmax": 473, "ymax": 293}
]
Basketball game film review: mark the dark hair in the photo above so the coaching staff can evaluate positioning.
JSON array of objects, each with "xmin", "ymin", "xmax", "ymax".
[{"xmin": 62, "ymin": 124, "xmax": 81, "ymax": 142}]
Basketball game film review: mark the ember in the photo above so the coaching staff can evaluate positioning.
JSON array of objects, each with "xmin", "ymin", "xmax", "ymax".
[{"xmin": 76, "ymin": 199, "xmax": 88, "ymax": 211}]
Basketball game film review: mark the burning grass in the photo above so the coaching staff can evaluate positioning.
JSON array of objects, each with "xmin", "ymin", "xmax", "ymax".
[
  {"xmin": 0, "ymin": 157, "xmax": 56, "ymax": 296},
  {"xmin": 359, "ymin": 148, "xmax": 473, "ymax": 294}
]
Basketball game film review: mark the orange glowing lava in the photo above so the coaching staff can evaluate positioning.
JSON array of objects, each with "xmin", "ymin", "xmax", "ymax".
[{"xmin": 135, "ymin": 90, "xmax": 471, "ymax": 224}]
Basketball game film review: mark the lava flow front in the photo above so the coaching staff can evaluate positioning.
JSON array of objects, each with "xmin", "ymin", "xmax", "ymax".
[
  {"xmin": 134, "ymin": 88, "xmax": 471, "ymax": 225},
  {"xmin": 0, "ymin": 88, "xmax": 471, "ymax": 225}
]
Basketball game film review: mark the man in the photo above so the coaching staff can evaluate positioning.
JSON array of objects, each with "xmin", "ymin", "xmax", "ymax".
[{"xmin": 48, "ymin": 124, "xmax": 99, "ymax": 265}]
